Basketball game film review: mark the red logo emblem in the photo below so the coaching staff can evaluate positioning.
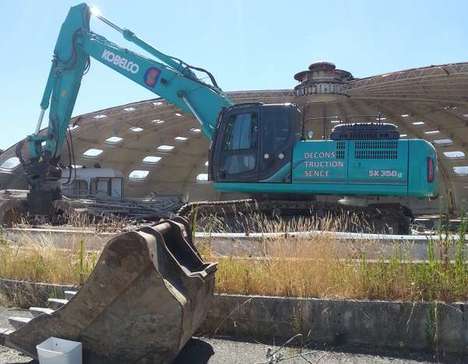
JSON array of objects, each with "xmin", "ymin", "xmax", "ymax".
[{"xmin": 144, "ymin": 67, "xmax": 161, "ymax": 88}]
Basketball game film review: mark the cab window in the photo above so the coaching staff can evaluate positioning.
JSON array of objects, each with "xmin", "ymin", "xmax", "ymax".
[
  {"xmin": 224, "ymin": 113, "xmax": 258, "ymax": 151},
  {"xmin": 263, "ymin": 108, "xmax": 291, "ymax": 152},
  {"xmin": 222, "ymin": 112, "xmax": 258, "ymax": 175}
]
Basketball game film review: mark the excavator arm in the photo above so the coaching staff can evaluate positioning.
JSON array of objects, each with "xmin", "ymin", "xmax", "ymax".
[
  {"xmin": 1, "ymin": 7, "xmax": 221, "ymax": 360},
  {"xmin": 18, "ymin": 3, "xmax": 232, "ymax": 214}
]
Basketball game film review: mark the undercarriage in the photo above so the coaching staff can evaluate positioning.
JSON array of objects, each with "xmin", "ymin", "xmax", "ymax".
[
  {"xmin": 0, "ymin": 189, "xmax": 413, "ymax": 234},
  {"xmin": 178, "ymin": 198, "xmax": 413, "ymax": 235}
]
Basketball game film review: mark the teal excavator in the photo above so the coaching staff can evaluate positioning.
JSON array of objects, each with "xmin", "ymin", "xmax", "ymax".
[{"xmin": 15, "ymin": 3, "xmax": 438, "ymax": 233}]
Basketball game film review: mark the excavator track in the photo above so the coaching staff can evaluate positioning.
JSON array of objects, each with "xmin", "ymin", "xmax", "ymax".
[
  {"xmin": 0, "ymin": 217, "xmax": 217, "ymax": 364},
  {"xmin": 179, "ymin": 199, "xmax": 412, "ymax": 234}
]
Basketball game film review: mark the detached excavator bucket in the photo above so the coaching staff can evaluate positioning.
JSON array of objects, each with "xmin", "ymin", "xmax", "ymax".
[{"xmin": 0, "ymin": 217, "xmax": 217, "ymax": 363}]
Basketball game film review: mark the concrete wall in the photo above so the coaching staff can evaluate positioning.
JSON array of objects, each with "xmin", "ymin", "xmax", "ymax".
[
  {"xmin": 1, "ymin": 279, "xmax": 466, "ymax": 356},
  {"xmin": 201, "ymin": 294, "xmax": 467, "ymax": 355}
]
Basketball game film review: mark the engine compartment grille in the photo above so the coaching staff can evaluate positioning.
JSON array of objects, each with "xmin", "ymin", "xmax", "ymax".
[{"xmin": 354, "ymin": 140, "xmax": 398, "ymax": 159}]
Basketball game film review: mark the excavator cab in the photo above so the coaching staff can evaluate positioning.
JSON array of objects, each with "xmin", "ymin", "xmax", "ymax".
[{"xmin": 209, "ymin": 103, "xmax": 302, "ymax": 183}]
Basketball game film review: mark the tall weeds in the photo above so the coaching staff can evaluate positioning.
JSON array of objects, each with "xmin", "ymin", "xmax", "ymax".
[
  {"xmin": 16, "ymin": 209, "xmax": 130, "ymax": 233},
  {"xmin": 208, "ymin": 215, "xmax": 468, "ymax": 302},
  {"xmin": 0, "ymin": 238, "xmax": 97, "ymax": 285},
  {"xmin": 0, "ymin": 215, "xmax": 466, "ymax": 302}
]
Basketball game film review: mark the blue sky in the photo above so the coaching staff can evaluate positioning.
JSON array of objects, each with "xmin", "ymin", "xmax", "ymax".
[{"xmin": 0, "ymin": 0, "xmax": 467, "ymax": 149}]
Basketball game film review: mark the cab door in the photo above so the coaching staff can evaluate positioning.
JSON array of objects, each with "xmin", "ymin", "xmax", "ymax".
[
  {"xmin": 258, "ymin": 105, "xmax": 298, "ymax": 182},
  {"xmin": 211, "ymin": 106, "xmax": 260, "ymax": 182}
]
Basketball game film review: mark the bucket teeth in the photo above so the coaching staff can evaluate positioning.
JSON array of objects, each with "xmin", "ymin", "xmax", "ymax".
[
  {"xmin": 47, "ymin": 298, "xmax": 69, "ymax": 309},
  {"xmin": 64, "ymin": 290, "xmax": 78, "ymax": 300},
  {"xmin": 29, "ymin": 307, "xmax": 55, "ymax": 317},
  {"xmin": 2, "ymin": 218, "xmax": 217, "ymax": 364},
  {"xmin": 0, "ymin": 328, "xmax": 14, "ymax": 345},
  {"xmin": 8, "ymin": 317, "xmax": 32, "ymax": 330}
]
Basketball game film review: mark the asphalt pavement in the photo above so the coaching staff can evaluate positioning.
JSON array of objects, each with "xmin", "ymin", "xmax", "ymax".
[{"xmin": 0, "ymin": 307, "xmax": 461, "ymax": 364}]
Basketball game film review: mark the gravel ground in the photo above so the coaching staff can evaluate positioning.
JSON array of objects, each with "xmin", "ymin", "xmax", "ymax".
[
  {"xmin": 175, "ymin": 338, "xmax": 443, "ymax": 364},
  {"xmin": 0, "ymin": 345, "xmax": 33, "ymax": 364},
  {"xmin": 0, "ymin": 307, "xmax": 460, "ymax": 364},
  {"xmin": 0, "ymin": 339, "xmax": 443, "ymax": 364}
]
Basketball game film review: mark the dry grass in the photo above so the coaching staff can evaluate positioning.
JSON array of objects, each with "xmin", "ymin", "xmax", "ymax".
[
  {"xmin": 0, "ymin": 216, "xmax": 467, "ymax": 303},
  {"xmin": 65, "ymin": 211, "xmax": 131, "ymax": 233},
  {"xmin": 0, "ymin": 235, "xmax": 97, "ymax": 285},
  {"xmin": 16, "ymin": 209, "xmax": 130, "ymax": 233},
  {"xmin": 212, "ymin": 236, "xmax": 468, "ymax": 301},
  {"xmin": 194, "ymin": 209, "xmax": 374, "ymax": 234}
]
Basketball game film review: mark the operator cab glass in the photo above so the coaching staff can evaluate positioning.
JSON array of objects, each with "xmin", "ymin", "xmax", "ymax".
[
  {"xmin": 222, "ymin": 112, "xmax": 258, "ymax": 175},
  {"xmin": 210, "ymin": 103, "xmax": 301, "ymax": 182}
]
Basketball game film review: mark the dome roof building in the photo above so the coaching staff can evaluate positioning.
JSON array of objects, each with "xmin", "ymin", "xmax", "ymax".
[{"xmin": 2, "ymin": 61, "xmax": 468, "ymax": 214}]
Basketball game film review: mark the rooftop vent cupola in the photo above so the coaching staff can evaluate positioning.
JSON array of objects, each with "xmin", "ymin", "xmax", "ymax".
[{"xmin": 294, "ymin": 61, "xmax": 354, "ymax": 96}]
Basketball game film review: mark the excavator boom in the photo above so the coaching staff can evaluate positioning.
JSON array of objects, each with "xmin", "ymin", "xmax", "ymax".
[{"xmin": 18, "ymin": 3, "xmax": 232, "ymax": 214}]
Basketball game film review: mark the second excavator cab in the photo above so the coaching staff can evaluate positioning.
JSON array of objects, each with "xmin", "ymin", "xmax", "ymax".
[{"xmin": 209, "ymin": 103, "xmax": 302, "ymax": 183}]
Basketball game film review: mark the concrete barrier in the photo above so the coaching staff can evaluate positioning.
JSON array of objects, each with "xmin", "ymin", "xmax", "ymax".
[
  {"xmin": 0, "ymin": 279, "xmax": 75, "ymax": 307},
  {"xmin": 3, "ymin": 228, "xmax": 115, "ymax": 250},
  {"xmin": 1, "ymin": 279, "xmax": 467, "ymax": 356},
  {"xmin": 199, "ymin": 234, "xmax": 468, "ymax": 260},
  {"xmin": 201, "ymin": 294, "xmax": 468, "ymax": 355},
  {"xmin": 5, "ymin": 227, "xmax": 468, "ymax": 260}
]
